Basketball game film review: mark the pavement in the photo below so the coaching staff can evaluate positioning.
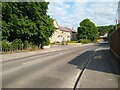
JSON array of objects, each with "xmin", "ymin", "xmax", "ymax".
[
  {"xmin": 77, "ymin": 46, "xmax": 120, "ymax": 88},
  {"xmin": 1, "ymin": 43, "xmax": 120, "ymax": 89}
]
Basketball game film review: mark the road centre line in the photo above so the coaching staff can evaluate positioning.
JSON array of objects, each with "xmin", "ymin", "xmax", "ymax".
[
  {"xmin": 22, "ymin": 47, "xmax": 86, "ymax": 65},
  {"xmin": 22, "ymin": 52, "xmax": 66, "ymax": 65}
]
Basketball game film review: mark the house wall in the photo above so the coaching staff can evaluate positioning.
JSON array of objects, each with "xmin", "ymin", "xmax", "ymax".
[
  {"xmin": 49, "ymin": 29, "xmax": 62, "ymax": 43},
  {"xmin": 49, "ymin": 30, "xmax": 71, "ymax": 43},
  {"xmin": 53, "ymin": 20, "xmax": 59, "ymax": 28},
  {"xmin": 50, "ymin": 20, "xmax": 76, "ymax": 43}
]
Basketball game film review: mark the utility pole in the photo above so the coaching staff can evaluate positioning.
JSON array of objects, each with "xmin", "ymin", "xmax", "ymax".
[{"xmin": 116, "ymin": 1, "xmax": 120, "ymax": 30}]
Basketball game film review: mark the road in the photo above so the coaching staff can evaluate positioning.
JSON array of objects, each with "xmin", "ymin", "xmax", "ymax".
[{"xmin": 1, "ymin": 43, "xmax": 120, "ymax": 89}]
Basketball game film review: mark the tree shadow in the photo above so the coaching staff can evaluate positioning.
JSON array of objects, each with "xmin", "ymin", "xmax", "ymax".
[
  {"xmin": 68, "ymin": 47, "xmax": 120, "ymax": 75},
  {"xmin": 68, "ymin": 50, "xmax": 94, "ymax": 70}
]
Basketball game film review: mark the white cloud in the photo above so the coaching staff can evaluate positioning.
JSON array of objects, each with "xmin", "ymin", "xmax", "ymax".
[
  {"xmin": 47, "ymin": 1, "xmax": 119, "ymax": 30},
  {"xmin": 46, "ymin": 0, "xmax": 119, "ymax": 2},
  {"xmin": 85, "ymin": 2, "xmax": 118, "ymax": 26}
]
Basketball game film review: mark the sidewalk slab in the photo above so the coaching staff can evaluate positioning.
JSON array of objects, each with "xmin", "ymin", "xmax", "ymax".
[{"xmin": 79, "ymin": 47, "xmax": 120, "ymax": 88}]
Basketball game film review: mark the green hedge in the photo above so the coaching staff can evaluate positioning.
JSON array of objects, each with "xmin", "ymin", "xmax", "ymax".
[
  {"xmin": 23, "ymin": 40, "xmax": 29, "ymax": 50},
  {"xmin": 78, "ymin": 39, "xmax": 91, "ymax": 44},
  {"xmin": 68, "ymin": 41, "xmax": 78, "ymax": 43},
  {"xmin": 12, "ymin": 39, "xmax": 22, "ymax": 50},
  {"xmin": 2, "ymin": 40, "xmax": 9, "ymax": 51},
  {"xmin": 2, "ymin": 39, "xmax": 40, "ymax": 52}
]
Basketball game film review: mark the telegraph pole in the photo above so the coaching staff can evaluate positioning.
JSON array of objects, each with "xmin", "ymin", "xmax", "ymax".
[{"xmin": 116, "ymin": 1, "xmax": 120, "ymax": 30}]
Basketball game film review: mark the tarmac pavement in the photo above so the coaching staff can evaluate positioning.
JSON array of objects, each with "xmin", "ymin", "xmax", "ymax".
[{"xmin": 1, "ymin": 43, "xmax": 120, "ymax": 89}]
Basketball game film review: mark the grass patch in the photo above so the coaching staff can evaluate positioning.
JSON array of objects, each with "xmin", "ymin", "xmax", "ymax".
[
  {"xmin": 68, "ymin": 41, "xmax": 78, "ymax": 43},
  {"xmin": 78, "ymin": 39, "xmax": 98, "ymax": 44},
  {"xmin": 78, "ymin": 39, "xmax": 91, "ymax": 44}
]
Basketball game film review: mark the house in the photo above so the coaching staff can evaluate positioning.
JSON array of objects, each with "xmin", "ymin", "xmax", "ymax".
[
  {"xmin": 49, "ymin": 20, "xmax": 77, "ymax": 43},
  {"xmin": 99, "ymin": 32, "xmax": 108, "ymax": 42}
]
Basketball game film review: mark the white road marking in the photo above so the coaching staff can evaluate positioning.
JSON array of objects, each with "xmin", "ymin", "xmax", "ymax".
[
  {"xmin": 22, "ymin": 52, "xmax": 66, "ymax": 65},
  {"xmin": 22, "ymin": 61, "xmax": 33, "ymax": 65},
  {"xmin": 94, "ymin": 56, "xmax": 102, "ymax": 59}
]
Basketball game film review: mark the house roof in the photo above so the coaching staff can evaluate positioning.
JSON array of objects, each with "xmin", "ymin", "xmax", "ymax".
[
  {"xmin": 53, "ymin": 19, "xmax": 60, "ymax": 29},
  {"xmin": 59, "ymin": 27, "xmax": 77, "ymax": 32},
  {"xmin": 53, "ymin": 19, "xmax": 77, "ymax": 33}
]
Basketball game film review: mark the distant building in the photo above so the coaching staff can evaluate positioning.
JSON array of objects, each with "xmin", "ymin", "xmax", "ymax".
[
  {"xmin": 99, "ymin": 32, "xmax": 108, "ymax": 41},
  {"xmin": 100, "ymin": 33, "xmax": 108, "ymax": 38},
  {"xmin": 49, "ymin": 20, "xmax": 77, "ymax": 43}
]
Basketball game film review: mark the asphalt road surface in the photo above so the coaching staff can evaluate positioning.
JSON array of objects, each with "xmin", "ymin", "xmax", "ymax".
[{"xmin": 1, "ymin": 43, "xmax": 120, "ymax": 89}]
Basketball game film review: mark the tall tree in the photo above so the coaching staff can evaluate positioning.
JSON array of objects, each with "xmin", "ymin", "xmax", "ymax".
[
  {"xmin": 77, "ymin": 18, "xmax": 99, "ymax": 41},
  {"xmin": 2, "ymin": 2, "xmax": 55, "ymax": 47}
]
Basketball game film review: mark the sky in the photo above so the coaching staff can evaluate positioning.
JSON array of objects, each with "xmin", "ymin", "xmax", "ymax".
[{"xmin": 46, "ymin": 0, "xmax": 119, "ymax": 30}]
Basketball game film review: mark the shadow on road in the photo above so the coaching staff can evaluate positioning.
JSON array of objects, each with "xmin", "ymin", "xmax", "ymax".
[
  {"xmin": 68, "ymin": 45, "xmax": 120, "ymax": 76},
  {"xmin": 68, "ymin": 50, "xmax": 94, "ymax": 69}
]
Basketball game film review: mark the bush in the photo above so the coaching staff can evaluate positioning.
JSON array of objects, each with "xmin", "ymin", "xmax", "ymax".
[
  {"xmin": 12, "ymin": 39, "xmax": 22, "ymax": 50},
  {"xmin": 31, "ymin": 44, "xmax": 38, "ymax": 50},
  {"xmin": 2, "ymin": 39, "xmax": 46, "ymax": 53},
  {"xmin": 8, "ymin": 43, "xmax": 13, "ymax": 51},
  {"xmin": 2, "ymin": 40, "xmax": 9, "ymax": 51},
  {"xmin": 23, "ymin": 40, "xmax": 29, "ymax": 49},
  {"xmin": 27, "ymin": 42, "xmax": 38, "ymax": 50},
  {"xmin": 78, "ymin": 39, "xmax": 91, "ymax": 44},
  {"xmin": 93, "ymin": 39, "xmax": 98, "ymax": 43},
  {"xmin": 43, "ymin": 37, "xmax": 50, "ymax": 46}
]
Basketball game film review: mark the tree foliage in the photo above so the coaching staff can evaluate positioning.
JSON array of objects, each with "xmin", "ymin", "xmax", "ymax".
[
  {"xmin": 108, "ymin": 25, "xmax": 115, "ymax": 38},
  {"xmin": 2, "ymin": 2, "xmax": 55, "ymax": 48},
  {"xmin": 97, "ymin": 25, "xmax": 115, "ymax": 36},
  {"xmin": 77, "ymin": 18, "xmax": 99, "ymax": 41}
]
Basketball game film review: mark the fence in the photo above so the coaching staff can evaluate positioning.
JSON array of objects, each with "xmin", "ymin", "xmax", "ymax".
[{"xmin": 110, "ymin": 26, "xmax": 120, "ymax": 59}]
